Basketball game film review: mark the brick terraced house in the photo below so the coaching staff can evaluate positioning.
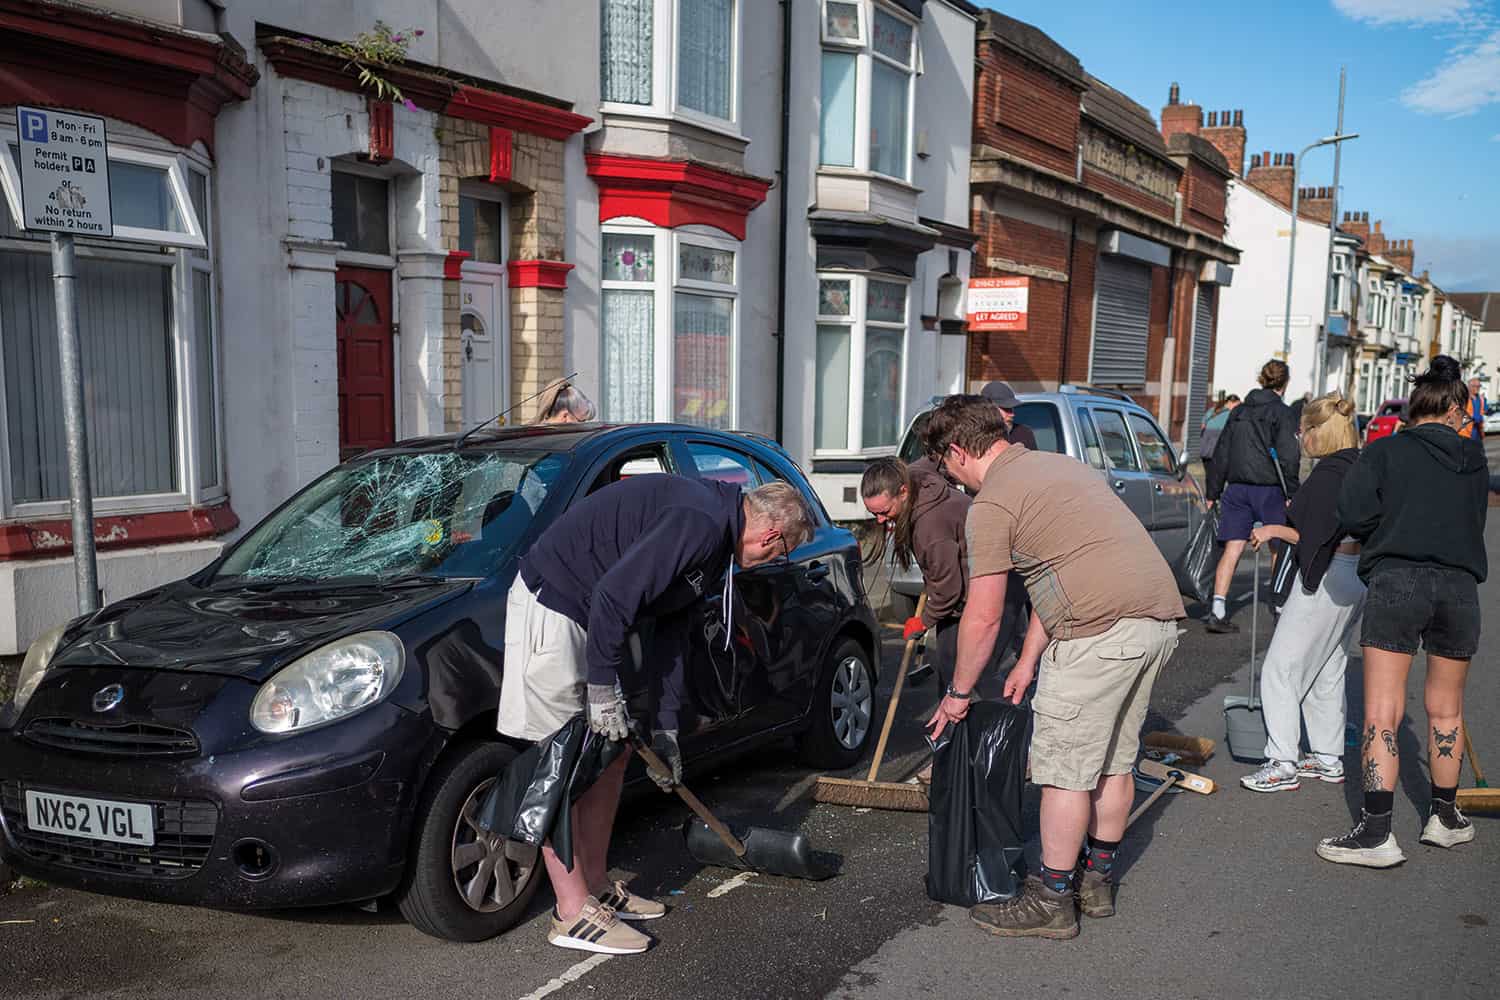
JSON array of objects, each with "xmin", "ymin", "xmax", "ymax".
[{"xmin": 967, "ymin": 12, "xmax": 1238, "ymax": 455}]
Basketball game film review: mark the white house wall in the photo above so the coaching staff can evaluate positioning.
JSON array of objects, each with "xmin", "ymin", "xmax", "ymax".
[{"xmin": 1214, "ymin": 179, "xmax": 1331, "ymax": 401}]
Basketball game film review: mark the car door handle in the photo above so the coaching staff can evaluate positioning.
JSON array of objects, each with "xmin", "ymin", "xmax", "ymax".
[
  {"xmin": 806, "ymin": 562, "xmax": 831, "ymax": 581},
  {"xmin": 1154, "ymin": 483, "xmax": 1165, "ymax": 494},
  {"xmin": 1112, "ymin": 480, "xmax": 1126, "ymax": 491}
]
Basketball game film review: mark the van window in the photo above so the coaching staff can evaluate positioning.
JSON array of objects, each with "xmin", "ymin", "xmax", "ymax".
[
  {"xmin": 1074, "ymin": 409, "xmax": 1107, "ymax": 470},
  {"xmin": 1127, "ymin": 413, "xmax": 1176, "ymax": 475},
  {"xmin": 1012, "ymin": 402, "xmax": 1063, "ymax": 454},
  {"xmin": 1090, "ymin": 409, "xmax": 1141, "ymax": 472}
]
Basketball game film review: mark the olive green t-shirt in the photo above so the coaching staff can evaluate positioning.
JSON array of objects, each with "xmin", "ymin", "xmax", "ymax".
[{"xmin": 966, "ymin": 445, "xmax": 1186, "ymax": 639}]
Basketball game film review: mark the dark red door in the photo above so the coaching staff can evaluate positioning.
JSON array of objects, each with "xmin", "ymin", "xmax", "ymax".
[{"xmin": 335, "ymin": 268, "xmax": 395, "ymax": 460}]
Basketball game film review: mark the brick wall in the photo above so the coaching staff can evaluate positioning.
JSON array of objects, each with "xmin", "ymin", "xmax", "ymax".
[
  {"xmin": 1082, "ymin": 167, "xmax": 1175, "ymax": 224},
  {"xmin": 974, "ymin": 42, "xmax": 1082, "ymax": 178},
  {"xmin": 1183, "ymin": 160, "xmax": 1227, "ymax": 236},
  {"xmin": 1245, "ymin": 151, "xmax": 1295, "ymax": 210},
  {"xmin": 437, "ymin": 119, "xmax": 569, "ymax": 430},
  {"xmin": 1199, "ymin": 111, "xmax": 1245, "ymax": 178}
]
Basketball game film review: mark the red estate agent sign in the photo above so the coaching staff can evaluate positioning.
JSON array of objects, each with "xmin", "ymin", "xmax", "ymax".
[{"xmin": 967, "ymin": 276, "xmax": 1029, "ymax": 332}]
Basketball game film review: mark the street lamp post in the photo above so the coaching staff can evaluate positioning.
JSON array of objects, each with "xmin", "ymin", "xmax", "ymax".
[{"xmin": 1282, "ymin": 132, "xmax": 1359, "ymax": 365}]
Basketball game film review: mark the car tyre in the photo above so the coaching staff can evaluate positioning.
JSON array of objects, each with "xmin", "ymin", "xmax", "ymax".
[
  {"xmin": 397, "ymin": 740, "xmax": 544, "ymax": 942},
  {"xmin": 798, "ymin": 637, "xmax": 876, "ymax": 769}
]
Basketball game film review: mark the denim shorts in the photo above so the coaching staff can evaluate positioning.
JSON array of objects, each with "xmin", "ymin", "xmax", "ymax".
[
  {"xmin": 1360, "ymin": 563, "xmax": 1481, "ymax": 660},
  {"xmin": 1216, "ymin": 483, "xmax": 1287, "ymax": 542}
]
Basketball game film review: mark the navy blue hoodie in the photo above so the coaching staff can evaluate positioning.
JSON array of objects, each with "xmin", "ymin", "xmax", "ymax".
[{"xmin": 519, "ymin": 474, "xmax": 744, "ymax": 730}]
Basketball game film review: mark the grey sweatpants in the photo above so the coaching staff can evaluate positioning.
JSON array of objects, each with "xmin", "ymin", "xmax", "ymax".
[{"xmin": 1260, "ymin": 553, "xmax": 1366, "ymax": 766}]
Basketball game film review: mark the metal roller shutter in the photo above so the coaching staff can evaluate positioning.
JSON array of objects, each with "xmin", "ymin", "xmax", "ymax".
[
  {"xmin": 1091, "ymin": 255, "xmax": 1151, "ymax": 385},
  {"xmin": 1186, "ymin": 283, "xmax": 1214, "ymax": 457}
]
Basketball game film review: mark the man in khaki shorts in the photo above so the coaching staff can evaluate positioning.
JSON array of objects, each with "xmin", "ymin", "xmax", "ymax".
[
  {"xmin": 500, "ymin": 473, "xmax": 814, "ymax": 955},
  {"xmin": 923, "ymin": 395, "xmax": 1184, "ymax": 939}
]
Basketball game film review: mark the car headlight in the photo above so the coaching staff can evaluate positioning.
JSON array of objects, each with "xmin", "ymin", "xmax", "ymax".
[
  {"xmin": 250, "ymin": 631, "xmax": 405, "ymax": 735},
  {"xmin": 13, "ymin": 623, "xmax": 66, "ymax": 714}
]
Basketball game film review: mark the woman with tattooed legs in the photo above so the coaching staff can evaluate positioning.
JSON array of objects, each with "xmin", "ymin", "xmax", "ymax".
[{"xmin": 1317, "ymin": 356, "xmax": 1488, "ymax": 868}]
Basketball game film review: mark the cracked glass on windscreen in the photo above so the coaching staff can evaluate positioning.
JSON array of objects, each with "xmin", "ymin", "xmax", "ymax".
[{"xmin": 212, "ymin": 449, "xmax": 570, "ymax": 583}]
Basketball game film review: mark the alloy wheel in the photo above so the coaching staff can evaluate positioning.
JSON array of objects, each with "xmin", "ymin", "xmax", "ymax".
[
  {"xmin": 829, "ymin": 655, "xmax": 873, "ymax": 750},
  {"xmin": 450, "ymin": 777, "xmax": 539, "ymax": 913}
]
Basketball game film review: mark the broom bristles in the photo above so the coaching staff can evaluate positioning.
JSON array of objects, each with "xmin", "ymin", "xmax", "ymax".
[
  {"xmin": 1455, "ymin": 787, "xmax": 1500, "ymax": 814},
  {"xmin": 814, "ymin": 776, "xmax": 929, "ymax": 812}
]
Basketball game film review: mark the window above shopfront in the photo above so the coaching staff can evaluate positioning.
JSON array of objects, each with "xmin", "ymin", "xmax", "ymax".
[{"xmin": 601, "ymin": 0, "xmax": 740, "ymax": 135}]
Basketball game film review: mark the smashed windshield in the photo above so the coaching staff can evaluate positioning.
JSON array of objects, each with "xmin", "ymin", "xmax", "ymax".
[{"xmin": 213, "ymin": 449, "xmax": 570, "ymax": 583}]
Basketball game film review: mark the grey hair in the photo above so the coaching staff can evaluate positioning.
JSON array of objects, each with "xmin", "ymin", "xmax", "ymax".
[
  {"xmin": 545, "ymin": 385, "xmax": 597, "ymax": 422},
  {"xmin": 744, "ymin": 481, "xmax": 816, "ymax": 551}
]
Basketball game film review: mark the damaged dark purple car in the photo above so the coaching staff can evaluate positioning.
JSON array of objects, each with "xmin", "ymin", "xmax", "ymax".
[{"xmin": 0, "ymin": 424, "xmax": 879, "ymax": 940}]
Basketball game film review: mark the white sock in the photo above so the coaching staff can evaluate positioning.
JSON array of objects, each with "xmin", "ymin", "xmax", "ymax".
[{"xmin": 1212, "ymin": 595, "xmax": 1227, "ymax": 619}]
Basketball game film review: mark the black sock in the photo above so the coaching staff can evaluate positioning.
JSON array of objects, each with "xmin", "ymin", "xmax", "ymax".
[
  {"xmin": 1364, "ymin": 790, "xmax": 1394, "ymax": 816},
  {"xmin": 1084, "ymin": 836, "xmax": 1120, "ymax": 876},
  {"xmin": 1038, "ymin": 863, "xmax": 1075, "ymax": 894},
  {"xmin": 1432, "ymin": 783, "xmax": 1458, "ymax": 806}
]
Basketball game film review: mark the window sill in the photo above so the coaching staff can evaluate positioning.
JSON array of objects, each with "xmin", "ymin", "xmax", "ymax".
[
  {"xmin": 816, "ymin": 166, "xmax": 920, "ymax": 194},
  {"xmin": 599, "ymin": 106, "xmax": 748, "ymax": 147},
  {"xmin": 0, "ymin": 501, "xmax": 239, "ymax": 560}
]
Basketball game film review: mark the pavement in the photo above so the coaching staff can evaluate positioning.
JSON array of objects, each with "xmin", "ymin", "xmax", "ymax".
[{"xmin": 4, "ymin": 473, "xmax": 1500, "ymax": 998}]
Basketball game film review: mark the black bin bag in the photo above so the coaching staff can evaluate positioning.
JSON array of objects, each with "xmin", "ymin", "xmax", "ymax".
[
  {"xmin": 926, "ymin": 699, "xmax": 1031, "ymax": 906},
  {"xmin": 475, "ymin": 714, "xmax": 625, "ymax": 871},
  {"xmin": 1173, "ymin": 507, "xmax": 1220, "ymax": 606}
]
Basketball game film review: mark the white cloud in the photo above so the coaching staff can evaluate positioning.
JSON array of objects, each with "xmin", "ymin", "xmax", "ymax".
[
  {"xmin": 1402, "ymin": 28, "xmax": 1500, "ymax": 114},
  {"xmin": 1332, "ymin": 0, "xmax": 1475, "ymax": 24}
]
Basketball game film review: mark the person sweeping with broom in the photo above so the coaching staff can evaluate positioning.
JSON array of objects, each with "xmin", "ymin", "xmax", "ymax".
[{"xmin": 499, "ymin": 473, "xmax": 814, "ymax": 953}]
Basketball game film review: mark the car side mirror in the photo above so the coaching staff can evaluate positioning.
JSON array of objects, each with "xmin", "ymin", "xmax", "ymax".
[{"xmin": 1176, "ymin": 450, "xmax": 1190, "ymax": 481}]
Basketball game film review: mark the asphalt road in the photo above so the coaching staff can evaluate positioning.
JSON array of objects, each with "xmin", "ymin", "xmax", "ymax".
[{"xmin": 4, "ymin": 501, "xmax": 1498, "ymax": 999}]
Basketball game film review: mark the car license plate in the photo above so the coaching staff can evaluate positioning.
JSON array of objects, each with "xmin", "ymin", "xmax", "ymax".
[{"xmin": 24, "ymin": 790, "xmax": 155, "ymax": 847}]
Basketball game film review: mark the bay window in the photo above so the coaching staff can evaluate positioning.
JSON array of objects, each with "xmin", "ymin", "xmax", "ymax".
[
  {"xmin": 815, "ymin": 273, "xmax": 908, "ymax": 454},
  {"xmin": 819, "ymin": 1, "xmax": 918, "ymax": 181},
  {"xmin": 0, "ymin": 121, "xmax": 220, "ymax": 516},
  {"xmin": 601, "ymin": 0, "xmax": 740, "ymax": 131},
  {"xmin": 600, "ymin": 223, "xmax": 737, "ymax": 428}
]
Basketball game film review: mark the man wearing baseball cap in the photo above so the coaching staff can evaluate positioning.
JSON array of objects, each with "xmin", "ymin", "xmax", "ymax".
[{"xmin": 980, "ymin": 381, "xmax": 1038, "ymax": 451}]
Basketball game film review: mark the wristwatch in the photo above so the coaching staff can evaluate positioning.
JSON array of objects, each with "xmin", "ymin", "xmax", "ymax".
[{"xmin": 944, "ymin": 684, "xmax": 972, "ymax": 701}]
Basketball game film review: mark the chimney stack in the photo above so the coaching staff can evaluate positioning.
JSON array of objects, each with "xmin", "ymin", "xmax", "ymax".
[
  {"xmin": 1344, "ymin": 211, "xmax": 1370, "ymax": 241},
  {"xmin": 1388, "ymin": 237, "xmax": 1415, "ymax": 273},
  {"xmin": 1299, "ymin": 185, "xmax": 1335, "ymax": 225},
  {"xmin": 1246, "ymin": 150, "xmax": 1297, "ymax": 210},
  {"xmin": 1160, "ymin": 82, "xmax": 1202, "ymax": 142}
]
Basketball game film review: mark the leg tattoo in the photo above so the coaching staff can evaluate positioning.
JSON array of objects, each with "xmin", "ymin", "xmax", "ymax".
[
  {"xmin": 1362, "ymin": 757, "xmax": 1384, "ymax": 792},
  {"xmin": 1381, "ymin": 729, "xmax": 1398, "ymax": 758},
  {"xmin": 1362, "ymin": 724, "xmax": 1376, "ymax": 755},
  {"xmin": 1433, "ymin": 726, "xmax": 1459, "ymax": 759}
]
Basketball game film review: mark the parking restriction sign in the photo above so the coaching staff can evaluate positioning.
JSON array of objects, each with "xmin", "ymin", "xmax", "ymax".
[{"xmin": 15, "ymin": 105, "xmax": 113, "ymax": 237}]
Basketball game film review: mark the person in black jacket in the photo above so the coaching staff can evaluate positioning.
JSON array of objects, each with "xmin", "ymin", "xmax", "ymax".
[
  {"xmin": 498, "ymin": 474, "xmax": 815, "ymax": 953},
  {"xmin": 1318, "ymin": 356, "xmax": 1488, "ymax": 869},
  {"xmin": 1238, "ymin": 395, "xmax": 1365, "ymax": 792},
  {"xmin": 1204, "ymin": 360, "xmax": 1302, "ymax": 632}
]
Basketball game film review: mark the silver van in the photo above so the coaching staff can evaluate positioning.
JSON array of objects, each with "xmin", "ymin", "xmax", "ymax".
[{"xmin": 882, "ymin": 385, "xmax": 1209, "ymax": 617}]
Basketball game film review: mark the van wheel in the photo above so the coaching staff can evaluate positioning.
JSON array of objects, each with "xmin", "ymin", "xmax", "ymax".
[
  {"xmin": 398, "ymin": 741, "xmax": 544, "ymax": 942},
  {"xmin": 798, "ymin": 638, "xmax": 875, "ymax": 769}
]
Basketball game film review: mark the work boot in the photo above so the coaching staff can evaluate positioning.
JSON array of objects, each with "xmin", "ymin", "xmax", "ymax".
[
  {"xmin": 1420, "ymin": 801, "xmax": 1476, "ymax": 849},
  {"xmin": 970, "ymin": 875, "xmax": 1079, "ymax": 939},
  {"xmin": 1316, "ymin": 810, "xmax": 1405, "ymax": 868},
  {"xmin": 1075, "ymin": 868, "xmax": 1115, "ymax": 919},
  {"xmin": 594, "ymin": 879, "xmax": 667, "ymax": 921}
]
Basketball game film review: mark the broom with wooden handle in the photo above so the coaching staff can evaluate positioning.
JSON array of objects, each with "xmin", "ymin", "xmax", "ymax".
[
  {"xmin": 814, "ymin": 594, "xmax": 931, "ymax": 812},
  {"xmin": 1456, "ymin": 719, "xmax": 1500, "ymax": 814}
]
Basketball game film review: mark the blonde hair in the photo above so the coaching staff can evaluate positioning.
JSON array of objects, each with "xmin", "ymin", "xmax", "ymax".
[
  {"xmin": 745, "ymin": 481, "xmax": 816, "ymax": 551},
  {"xmin": 1300, "ymin": 393, "xmax": 1358, "ymax": 457}
]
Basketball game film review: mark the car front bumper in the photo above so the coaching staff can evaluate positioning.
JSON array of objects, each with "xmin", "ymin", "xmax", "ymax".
[{"xmin": 0, "ymin": 695, "xmax": 438, "ymax": 910}]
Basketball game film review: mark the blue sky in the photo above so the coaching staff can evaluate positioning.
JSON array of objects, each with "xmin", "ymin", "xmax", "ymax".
[{"xmin": 983, "ymin": 0, "xmax": 1500, "ymax": 291}]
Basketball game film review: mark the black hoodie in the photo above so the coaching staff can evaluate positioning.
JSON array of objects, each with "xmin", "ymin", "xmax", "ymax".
[
  {"xmin": 1338, "ymin": 423, "xmax": 1489, "ymax": 584},
  {"xmin": 1207, "ymin": 387, "xmax": 1301, "ymax": 500},
  {"xmin": 1286, "ymin": 448, "xmax": 1359, "ymax": 592}
]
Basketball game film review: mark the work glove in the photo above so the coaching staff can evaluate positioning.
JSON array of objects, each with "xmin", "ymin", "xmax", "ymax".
[
  {"xmin": 903, "ymin": 616, "xmax": 927, "ymax": 642},
  {"xmin": 647, "ymin": 729, "xmax": 682, "ymax": 793},
  {"xmin": 586, "ymin": 683, "xmax": 630, "ymax": 742}
]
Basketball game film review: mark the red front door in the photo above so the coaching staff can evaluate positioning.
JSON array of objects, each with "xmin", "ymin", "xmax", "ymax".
[{"xmin": 335, "ymin": 268, "xmax": 395, "ymax": 460}]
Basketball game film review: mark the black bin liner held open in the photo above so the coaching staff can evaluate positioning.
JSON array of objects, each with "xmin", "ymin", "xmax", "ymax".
[{"xmin": 926, "ymin": 699, "xmax": 1031, "ymax": 906}]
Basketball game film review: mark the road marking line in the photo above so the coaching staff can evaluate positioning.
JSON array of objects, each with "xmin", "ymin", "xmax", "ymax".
[
  {"xmin": 706, "ymin": 871, "xmax": 758, "ymax": 898},
  {"xmin": 516, "ymin": 954, "xmax": 612, "ymax": 1000},
  {"xmin": 774, "ymin": 773, "xmax": 817, "ymax": 812}
]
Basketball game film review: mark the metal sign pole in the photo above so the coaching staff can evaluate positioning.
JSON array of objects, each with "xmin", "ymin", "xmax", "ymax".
[{"xmin": 50, "ymin": 231, "xmax": 99, "ymax": 614}]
